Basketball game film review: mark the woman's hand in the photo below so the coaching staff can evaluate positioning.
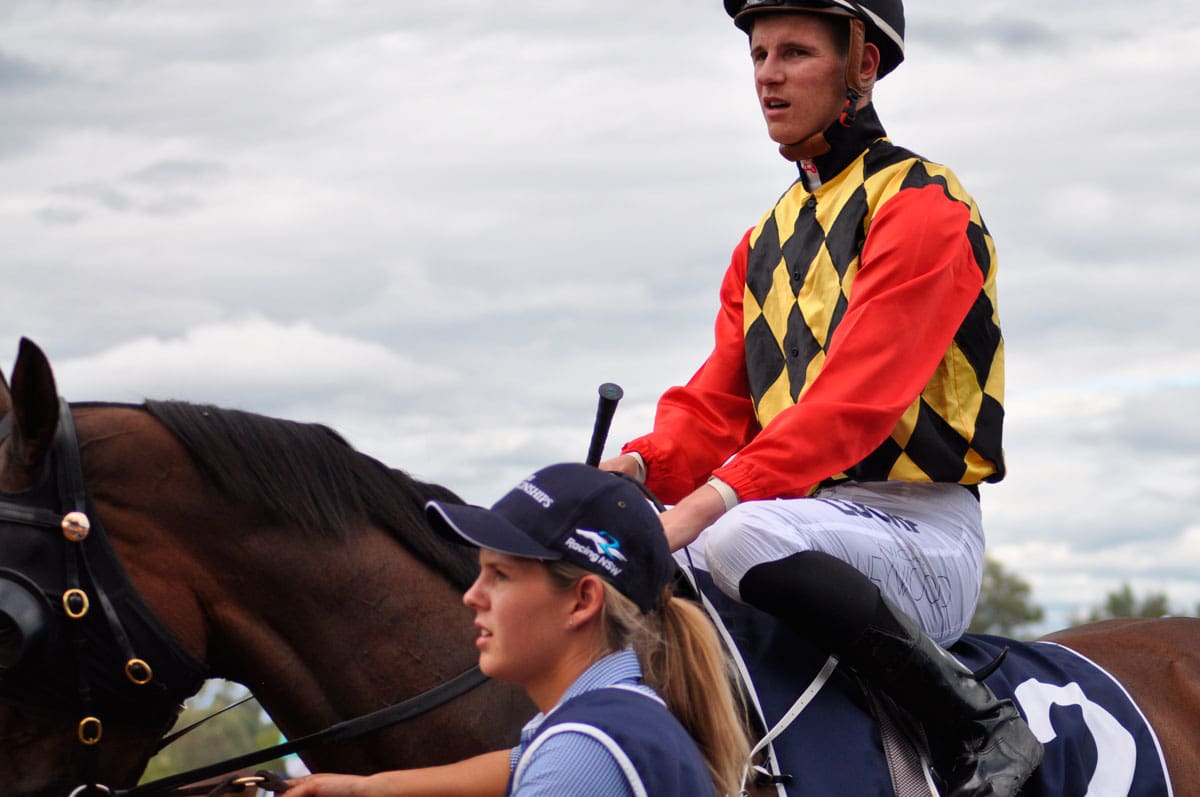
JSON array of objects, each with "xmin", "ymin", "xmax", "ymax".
[
  {"xmin": 283, "ymin": 773, "xmax": 366, "ymax": 797},
  {"xmin": 283, "ymin": 750, "xmax": 510, "ymax": 797}
]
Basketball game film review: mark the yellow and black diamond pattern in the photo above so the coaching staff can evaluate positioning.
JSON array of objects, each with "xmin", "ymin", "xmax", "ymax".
[{"xmin": 743, "ymin": 139, "xmax": 1005, "ymax": 487}]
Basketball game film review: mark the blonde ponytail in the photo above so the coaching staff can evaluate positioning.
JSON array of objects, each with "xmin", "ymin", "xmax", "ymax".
[
  {"xmin": 649, "ymin": 590, "xmax": 752, "ymax": 797},
  {"xmin": 547, "ymin": 562, "xmax": 751, "ymax": 796}
]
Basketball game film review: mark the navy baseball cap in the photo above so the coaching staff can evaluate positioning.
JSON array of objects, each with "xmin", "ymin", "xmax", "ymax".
[{"xmin": 425, "ymin": 463, "xmax": 672, "ymax": 613}]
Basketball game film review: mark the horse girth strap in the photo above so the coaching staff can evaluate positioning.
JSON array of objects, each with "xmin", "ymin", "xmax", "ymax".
[{"xmin": 116, "ymin": 664, "xmax": 490, "ymax": 797}]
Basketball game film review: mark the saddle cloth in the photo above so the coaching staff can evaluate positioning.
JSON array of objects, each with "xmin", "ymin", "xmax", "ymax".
[{"xmin": 681, "ymin": 557, "xmax": 1173, "ymax": 797}]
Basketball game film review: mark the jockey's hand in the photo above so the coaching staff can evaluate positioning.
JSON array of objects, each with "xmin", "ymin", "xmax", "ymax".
[
  {"xmin": 659, "ymin": 482, "xmax": 728, "ymax": 552},
  {"xmin": 597, "ymin": 454, "xmax": 640, "ymax": 479}
]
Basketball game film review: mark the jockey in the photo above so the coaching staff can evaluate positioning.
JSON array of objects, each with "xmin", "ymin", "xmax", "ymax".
[{"xmin": 601, "ymin": 1, "xmax": 1044, "ymax": 795}]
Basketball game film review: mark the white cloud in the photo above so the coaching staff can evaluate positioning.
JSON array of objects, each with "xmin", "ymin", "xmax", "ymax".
[
  {"xmin": 3, "ymin": 0, "xmax": 1200, "ymax": 628},
  {"xmin": 51, "ymin": 317, "xmax": 455, "ymax": 412}
]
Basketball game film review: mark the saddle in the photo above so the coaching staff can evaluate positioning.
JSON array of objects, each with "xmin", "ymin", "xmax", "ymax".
[{"xmin": 676, "ymin": 554, "xmax": 1172, "ymax": 797}]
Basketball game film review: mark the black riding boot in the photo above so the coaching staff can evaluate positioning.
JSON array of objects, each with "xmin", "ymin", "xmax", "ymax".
[{"xmin": 739, "ymin": 551, "xmax": 1043, "ymax": 797}]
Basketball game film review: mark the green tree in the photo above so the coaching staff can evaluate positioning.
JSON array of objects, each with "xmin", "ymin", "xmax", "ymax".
[
  {"xmin": 140, "ymin": 679, "xmax": 287, "ymax": 784},
  {"xmin": 1076, "ymin": 582, "xmax": 1174, "ymax": 625},
  {"xmin": 968, "ymin": 557, "xmax": 1044, "ymax": 639}
]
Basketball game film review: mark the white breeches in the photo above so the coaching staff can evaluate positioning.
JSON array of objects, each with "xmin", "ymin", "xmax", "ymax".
[{"xmin": 697, "ymin": 481, "xmax": 986, "ymax": 647}]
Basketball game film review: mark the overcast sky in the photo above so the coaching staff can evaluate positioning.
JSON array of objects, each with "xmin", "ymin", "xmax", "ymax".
[{"xmin": 3, "ymin": 0, "xmax": 1199, "ymax": 631}]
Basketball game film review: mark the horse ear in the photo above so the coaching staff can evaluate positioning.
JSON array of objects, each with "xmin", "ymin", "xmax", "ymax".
[
  {"xmin": 0, "ymin": 365, "xmax": 10, "ymax": 415},
  {"xmin": 6, "ymin": 338, "xmax": 61, "ymax": 468}
]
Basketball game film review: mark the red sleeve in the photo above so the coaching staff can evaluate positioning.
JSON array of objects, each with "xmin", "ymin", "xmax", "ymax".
[
  {"xmin": 712, "ymin": 184, "xmax": 986, "ymax": 501},
  {"xmin": 621, "ymin": 229, "xmax": 762, "ymax": 504}
]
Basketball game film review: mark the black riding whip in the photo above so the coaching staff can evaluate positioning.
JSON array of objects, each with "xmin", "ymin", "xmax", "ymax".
[{"xmin": 585, "ymin": 382, "xmax": 624, "ymax": 467}]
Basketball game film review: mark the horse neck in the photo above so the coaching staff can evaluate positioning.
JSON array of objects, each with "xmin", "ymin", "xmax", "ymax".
[
  {"xmin": 77, "ymin": 406, "xmax": 521, "ymax": 772},
  {"xmin": 212, "ymin": 520, "xmax": 480, "ymax": 713},
  {"xmin": 199, "ymin": 518, "xmax": 526, "ymax": 774}
]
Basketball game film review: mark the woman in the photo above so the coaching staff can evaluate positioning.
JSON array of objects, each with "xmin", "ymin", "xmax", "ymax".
[{"xmin": 284, "ymin": 462, "xmax": 750, "ymax": 797}]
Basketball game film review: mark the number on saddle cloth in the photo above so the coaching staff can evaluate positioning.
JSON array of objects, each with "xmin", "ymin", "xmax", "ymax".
[{"xmin": 952, "ymin": 635, "xmax": 1170, "ymax": 797}]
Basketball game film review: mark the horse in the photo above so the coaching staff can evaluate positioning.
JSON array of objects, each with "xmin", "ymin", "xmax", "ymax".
[
  {"xmin": 0, "ymin": 338, "xmax": 531, "ymax": 797},
  {"xmin": 2, "ymin": 336, "xmax": 1198, "ymax": 797}
]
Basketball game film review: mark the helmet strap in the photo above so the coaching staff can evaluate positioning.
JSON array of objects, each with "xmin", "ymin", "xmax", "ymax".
[
  {"xmin": 844, "ymin": 18, "xmax": 869, "ymax": 97},
  {"xmin": 839, "ymin": 88, "xmax": 862, "ymax": 127},
  {"xmin": 839, "ymin": 18, "xmax": 867, "ymax": 127}
]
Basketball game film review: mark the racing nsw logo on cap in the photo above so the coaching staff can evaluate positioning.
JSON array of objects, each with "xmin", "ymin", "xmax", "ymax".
[{"xmin": 565, "ymin": 528, "xmax": 626, "ymax": 578}]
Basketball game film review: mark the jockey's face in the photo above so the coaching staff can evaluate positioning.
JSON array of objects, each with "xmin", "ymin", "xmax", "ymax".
[{"xmin": 750, "ymin": 13, "xmax": 848, "ymax": 147}]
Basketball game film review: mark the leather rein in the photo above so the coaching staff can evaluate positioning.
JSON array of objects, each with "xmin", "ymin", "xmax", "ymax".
[{"xmin": 119, "ymin": 664, "xmax": 489, "ymax": 797}]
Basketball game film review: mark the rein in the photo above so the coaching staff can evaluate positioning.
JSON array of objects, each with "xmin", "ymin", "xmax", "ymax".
[{"xmin": 120, "ymin": 664, "xmax": 489, "ymax": 797}]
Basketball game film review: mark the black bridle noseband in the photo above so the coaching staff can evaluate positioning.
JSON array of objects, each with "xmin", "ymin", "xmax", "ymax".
[{"xmin": 1, "ymin": 400, "xmax": 488, "ymax": 797}]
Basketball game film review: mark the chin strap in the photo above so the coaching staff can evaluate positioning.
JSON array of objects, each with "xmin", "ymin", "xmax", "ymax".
[
  {"xmin": 778, "ymin": 17, "xmax": 870, "ymax": 162},
  {"xmin": 838, "ymin": 87, "xmax": 862, "ymax": 128}
]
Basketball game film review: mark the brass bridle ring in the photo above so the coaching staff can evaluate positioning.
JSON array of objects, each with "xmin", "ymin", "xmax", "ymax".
[
  {"xmin": 63, "ymin": 588, "xmax": 90, "ymax": 619},
  {"xmin": 77, "ymin": 716, "xmax": 103, "ymax": 745},
  {"xmin": 125, "ymin": 657, "xmax": 153, "ymax": 685}
]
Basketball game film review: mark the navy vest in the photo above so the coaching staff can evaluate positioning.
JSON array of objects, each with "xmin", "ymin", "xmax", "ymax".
[{"xmin": 510, "ymin": 686, "xmax": 714, "ymax": 796}]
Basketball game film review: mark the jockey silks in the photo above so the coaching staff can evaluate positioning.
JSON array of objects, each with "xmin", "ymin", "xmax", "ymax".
[
  {"xmin": 742, "ymin": 106, "xmax": 1003, "ymax": 489},
  {"xmin": 623, "ymin": 103, "xmax": 1004, "ymax": 503}
]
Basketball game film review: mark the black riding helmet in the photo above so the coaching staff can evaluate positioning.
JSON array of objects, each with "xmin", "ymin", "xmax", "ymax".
[{"xmin": 724, "ymin": 0, "xmax": 905, "ymax": 79}]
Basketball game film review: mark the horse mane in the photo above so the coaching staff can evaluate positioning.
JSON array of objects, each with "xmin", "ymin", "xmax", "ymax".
[{"xmin": 142, "ymin": 399, "xmax": 479, "ymax": 590}]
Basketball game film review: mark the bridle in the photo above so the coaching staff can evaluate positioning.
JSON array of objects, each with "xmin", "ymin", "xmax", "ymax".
[
  {"xmin": 0, "ymin": 401, "xmax": 487, "ymax": 796},
  {"xmin": 0, "ymin": 400, "xmax": 210, "ymax": 795}
]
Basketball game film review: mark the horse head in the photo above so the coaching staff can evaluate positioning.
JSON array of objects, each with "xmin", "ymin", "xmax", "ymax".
[
  {"xmin": 2, "ymin": 338, "xmax": 529, "ymax": 796},
  {"xmin": 1, "ymin": 339, "xmax": 209, "ymax": 797}
]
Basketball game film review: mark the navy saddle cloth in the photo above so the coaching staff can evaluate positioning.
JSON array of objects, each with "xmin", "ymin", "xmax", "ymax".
[{"xmin": 685, "ymin": 564, "xmax": 1172, "ymax": 796}]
